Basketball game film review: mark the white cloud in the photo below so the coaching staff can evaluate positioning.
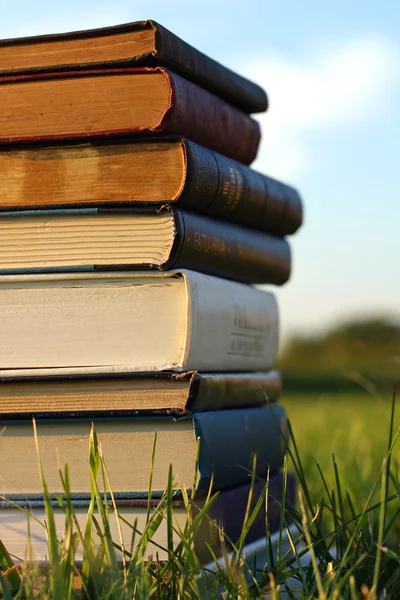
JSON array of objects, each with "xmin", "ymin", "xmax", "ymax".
[{"xmin": 243, "ymin": 36, "xmax": 400, "ymax": 180}]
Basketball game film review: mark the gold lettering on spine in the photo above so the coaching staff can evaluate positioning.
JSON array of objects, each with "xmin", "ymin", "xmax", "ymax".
[
  {"xmin": 221, "ymin": 167, "xmax": 244, "ymax": 212},
  {"xmin": 192, "ymin": 232, "xmax": 228, "ymax": 257}
]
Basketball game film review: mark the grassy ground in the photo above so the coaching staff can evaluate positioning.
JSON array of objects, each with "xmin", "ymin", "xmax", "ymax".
[
  {"xmin": 282, "ymin": 390, "xmax": 400, "ymax": 542},
  {"xmin": 0, "ymin": 390, "xmax": 399, "ymax": 598},
  {"xmin": 282, "ymin": 390, "xmax": 399, "ymax": 494}
]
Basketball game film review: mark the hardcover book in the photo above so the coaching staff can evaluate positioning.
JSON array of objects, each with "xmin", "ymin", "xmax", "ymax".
[
  {"xmin": 0, "ymin": 68, "xmax": 260, "ymax": 165},
  {"xmin": 0, "ymin": 370, "xmax": 282, "ymax": 418},
  {"xmin": 0, "ymin": 473, "xmax": 295, "ymax": 562},
  {"xmin": 0, "ymin": 138, "xmax": 302, "ymax": 236},
  {"xmin": 0, "ymin": 20, "xmax": 268, "ymax": 114},
  {"xmin": 0, "ymin": 209, "xmax": 291, "ymax": 285},
  {"xmin": 0, "ymin": 270, "xmax": 279, "ymax": 373},
  {"xmin": 0, "ymin": 405, "xmax": 288, "ymax": 495}
]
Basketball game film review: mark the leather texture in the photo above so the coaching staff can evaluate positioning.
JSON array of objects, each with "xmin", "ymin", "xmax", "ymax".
[
  {"xmin": 181, "ymin": 140, "xmax": 303, "ymax": 235},
  {"xmin": 166, "ymin": 209, "xmax": 291, "ymax": 284},
  {"xmin": 187, "ymin": 370, "xmax": 282, "ymax": 412},
  {"xmin": 163, "ymin": 70, "xmax": 260, "ymax": 165},
  {"xmin": 0, "ymin": 370, "xmax": 281, "ymax": 418},
  {"xmin": 0, "ymin": 19, "xmax": 268, "ymax": 114},
  {"xmin": 0, "ymin": 68, "xmax": 260, "ymax": 165}
]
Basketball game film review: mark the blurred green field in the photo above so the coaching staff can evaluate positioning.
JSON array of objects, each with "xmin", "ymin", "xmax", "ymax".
[{"xmin": 281, "ymin": 390, "xmax": 400, "ymax": 539}]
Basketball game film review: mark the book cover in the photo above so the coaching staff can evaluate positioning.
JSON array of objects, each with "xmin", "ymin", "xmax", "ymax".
[
  {"xmin": 0, "ymin": 405, "xmax": 288, "ymax": 495},
  {"xmin": 0, "ymin": 19, "xmax": 268, "ymax": 114},
  {"xmin": 0, "ymin": 137, "xmax": 303, "ymax": 236},
  {"xmin": 0, "ymin": 208, "xmax": 291, "ymax": 285},
  {"xmin": 0, "ymin": 370, "xmax": 282, "ymax": 417},
  {"xmin": 0, "ymin": 270, "xmax": 279, "ymax": 373},
  {"xmin": 0, "ymin": 68, "xmax": 260, "ymax": 165},
  {"xmin": 0, "ymin": 473, "xmax": 295, "ymax": 563}
]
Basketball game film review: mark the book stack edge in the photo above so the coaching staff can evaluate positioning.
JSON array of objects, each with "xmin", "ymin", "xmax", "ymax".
[{"xmin": 0, "ymin": 19, "xmax": 303, "ymax": 563}]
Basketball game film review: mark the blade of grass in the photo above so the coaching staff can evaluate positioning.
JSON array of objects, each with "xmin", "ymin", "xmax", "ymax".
[
  {"xmin": 277, "ymin": 457, "xmax": 288, "ymax": 563},
  {"xmin": 146, "ymin": 430, "xmax": 158, "ymax": 525},
  {"xmin": 369, "ymin": 458, "xmax": 388, "ymax": 598},
  {"xmin": 298, "ymin": 489, "xmax": 326, "ymax": 600},
  {"xmin": 32, "ymin": 418, "xmax": 64, "ymax": 600},
  {"xmin": 382, "ymin": 385, "xmax": 396, "ymax": 541},
  {"xmin": 0, "ymin": 540, "xmax": 20, "ymax": 593}
]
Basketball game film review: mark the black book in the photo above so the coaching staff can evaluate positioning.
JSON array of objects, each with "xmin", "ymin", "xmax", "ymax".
[
  {"xmin": 0, "ymin": 138, "xmax": 303, "ymax": 236},
  {"xmin": 0, "ymin": 207, "xmax": 291, "ymax": 284}
]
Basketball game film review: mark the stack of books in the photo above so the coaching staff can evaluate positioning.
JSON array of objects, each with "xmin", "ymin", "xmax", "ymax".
[{"xmin": 0, "ymin": 19, "xmax": 303, "ymax": 563}]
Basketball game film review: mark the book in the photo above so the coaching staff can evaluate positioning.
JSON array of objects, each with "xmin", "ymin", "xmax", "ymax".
[
  {"xmin": 0, "ymin": 138, "xmax": 303, "ymax": 236},
  {"xmin": 0, "ymin": 473, "xmax": 295, "ymax": 562},
  {"xmin": 193, "ymin": 472, "xmax": 296, "ymax": 562},
  {"xmin": 0, "ymin": 270, "xmax": 279, "ymax": 373},
  {"xmin": 0, "ymin": 405, "xmax": 288, "ymax": 495},
  {"xmin": 202, "ymin": 524, "xmax": 300, "ymax": 577},
  {"xmin": 0, "ymin": 370, "xmax": 282, "ymax": 418},
  {"xmin": 0, "ymin": 209, "xmax": 291, "ymax": 285},
  {"xmin": 0, "ymin": 20, "xmax": 268, "ymax": 114},
  {"xmin": 0, "ymin": 68, "xmax": 260, "ymax": 165}
]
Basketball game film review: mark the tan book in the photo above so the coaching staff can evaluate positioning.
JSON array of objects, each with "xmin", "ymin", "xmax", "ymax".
[{"xmin": 0, "ymin": 270, "xmax": 279, "ymax": 373}]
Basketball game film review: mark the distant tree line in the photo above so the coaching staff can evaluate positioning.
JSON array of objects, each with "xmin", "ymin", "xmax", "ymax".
[{"xmin": 278, "ymin": 316, "xmax": 400, "ymax": 392}]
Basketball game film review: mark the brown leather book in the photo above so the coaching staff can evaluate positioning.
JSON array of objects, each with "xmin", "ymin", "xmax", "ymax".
[
  {"xmin": 0, "ymin": 20, "xmax": 268, "ymax": 114},
  {"xmin": 0, "ymin": 370, "xmax": 282, "ymax": 418},
  {"xmin": 0, "ymin": 68, "xmax": 260, "ymax": 165},
  {"xmin": 0, "ymin": 208, "xmax": 291, "ymax": 285},
  {"xmin": 0, "ymin": 138, "xmax": 303, "ymax": 236}
]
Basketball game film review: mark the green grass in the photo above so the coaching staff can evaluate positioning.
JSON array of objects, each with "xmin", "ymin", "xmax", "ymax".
[
  {"xmin": 0, "ymin": 389, "xmax": 400, "ymax": 599},
  {"xmin": 282, "ymin": 390, "xmax": 400, "ymax": 504}
]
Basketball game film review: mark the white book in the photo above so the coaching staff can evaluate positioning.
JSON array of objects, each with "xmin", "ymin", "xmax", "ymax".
[{"xmin": 0, "ymin": 270, "xmax": 278, "ymax": 374}]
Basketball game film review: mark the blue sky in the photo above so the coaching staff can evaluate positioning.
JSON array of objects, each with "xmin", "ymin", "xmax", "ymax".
[{"xmin": 1, "ymin": 0, "xmax": 399, "ymax": 341}]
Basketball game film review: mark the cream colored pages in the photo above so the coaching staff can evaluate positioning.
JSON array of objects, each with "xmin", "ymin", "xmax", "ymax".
[
  {"xmin": 0, "ymin": 270, "xmax": 278, "ymax": 374},
  {"xmin": 0, "ymin": 212, "xmax": 175, "ymax": 268},
  {"xmin": 0, "ymin": 419, "xmax": 196, "ymax": 494},
  {"xmin": 0, "ymin": 505, "xmax": 186, "ymax": 562},
  {"xmin": 182, "ymin": 271, "xmax": 279, "ymax": 372},
  {"xmin": 0, "ymin": 272, "xmax": 187, "ymax": 371}
]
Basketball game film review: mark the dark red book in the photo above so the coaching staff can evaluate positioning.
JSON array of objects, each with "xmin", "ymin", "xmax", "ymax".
[
  {"xmin": 0, "ymin": 68, "xmax": 260, "ymax": 165},
  {"xmin": 0, "ymin": 19, "xmax": 268, "ymax": 114}
]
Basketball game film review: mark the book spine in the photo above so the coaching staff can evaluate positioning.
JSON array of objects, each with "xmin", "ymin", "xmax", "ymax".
[
  {"xmin": 151, "ymin": 20, "xmax": 268, "ymax": 114},
  {"xmin": 0, "ymin": 69, "xmax": 259, "ymax": 165},
  {"xmin": 182, "ymin": 270, "xmax": 279, "ymax": 372},
  {"xmin": 186, "ymin": 370, "xmax": 282, "ymax": 412},
  {"xmin": 163, "ymin": 71, "xmax": 261, "ymax": 166},
  {"xmin": 193, "ymin": 405, "xmax": 288, "ymax": 493},
  {"xmin": 194, "ymin": 472, "xmax": 295, "ymax": 561},
  {"xmin": 178, "ymin": 140, "xmax": 303, "ymax": 236},
  {"xmin": 166, "ymin": 209, "xmax": 291, "ymax": 284}
]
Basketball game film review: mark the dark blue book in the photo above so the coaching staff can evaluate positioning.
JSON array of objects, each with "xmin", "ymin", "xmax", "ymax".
[{"xmin": 0, "ymin": 405, "xmax": 288, "ymax": 497}]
